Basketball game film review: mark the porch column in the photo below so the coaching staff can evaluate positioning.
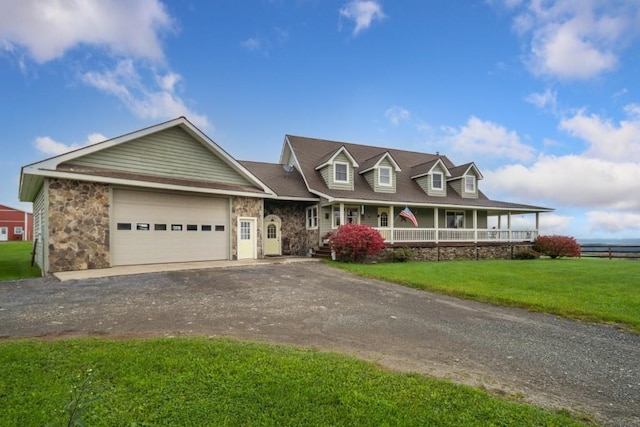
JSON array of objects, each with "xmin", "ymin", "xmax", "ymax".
[
  {"xmin": 535, "ymin": 212, "xmax": 540, "ymax": 240},
  {"xmin": 389, "ymin": 205, "xmax": 394, "ymax": 244},
  {"xmin": 473, "ymin": 210, "xmax": 478, "ymax": 243},
  {"xmin": 497, "ymin": 215, "xmax": 502, "ymax": 229},
  {"xmin": 339, "ymin": 202, "xmax": 345, "ymax": 227},
  {"xmin": 507, "ymin": 211, "xmax": 512, "ymax": 242},
  {"xmin": 434, "ymin": 207, "xmax": 439, "ymax": 243}
]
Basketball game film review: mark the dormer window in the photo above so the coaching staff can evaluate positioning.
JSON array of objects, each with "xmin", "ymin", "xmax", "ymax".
[
  {"xmin": 432, "ymin": 172, "xmax": 443, "ymax": 190},
  {"xmin": 378, "ymin": 166, "xmax": 392, "ymax": 186},
  {"xmin": 334, "ymin": 162, "xmax": 349, "ymax": 183},
  {"xmin": 465, "ymin": 175, "xmax": 476, "ymax": 192}
]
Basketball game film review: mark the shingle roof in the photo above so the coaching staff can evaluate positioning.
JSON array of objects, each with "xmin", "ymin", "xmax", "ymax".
[
  {"xmin": 284, "ymin": 135, "xmax": 551, "ymax": 212},
  {"xmin": 239, "ymin": 160, "xmax": 315, "ymax": 199}
]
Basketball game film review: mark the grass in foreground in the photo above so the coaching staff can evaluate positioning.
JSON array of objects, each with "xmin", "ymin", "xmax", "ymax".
[
  {"xmin": 0, "ymin": 337, "xmax": 588, "ymax": 426},
  {"xmin": 0, "ymin": 241, "xmax": 41, "ymax": 281},
  {"xmin": 329, "ymin": 258, "xmax": 640, "ymax": 333}
]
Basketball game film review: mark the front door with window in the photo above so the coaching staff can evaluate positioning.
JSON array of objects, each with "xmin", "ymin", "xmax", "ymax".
[
  {"xmin": 264, "ymin": 214, "xmax": 281, "ymax": 256},
  {"xmin": 0, "ymin": 227, "xmax": 7, "ymax": 241},
  {"xmin": 237, "ymin": 218, "xmax": 257, "ymax": 259}
]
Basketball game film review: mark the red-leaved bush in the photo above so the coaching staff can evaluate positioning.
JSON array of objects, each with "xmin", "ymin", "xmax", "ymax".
[
  {"xmin": 328, "ymin": 223, "xmax": 386, "ymax": 263},
  {"xmin": 533, "ymin": 235, "xmax": 581, "ymax": 259}
]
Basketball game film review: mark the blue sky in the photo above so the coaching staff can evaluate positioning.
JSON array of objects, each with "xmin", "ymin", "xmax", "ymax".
[{"xmin": 2, "ymin": 0, "xmax": 640, "ymax": 239}]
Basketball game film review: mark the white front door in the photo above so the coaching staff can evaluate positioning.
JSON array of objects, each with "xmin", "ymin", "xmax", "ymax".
[
  {"xmin": 237, "ymin": 217, "xmax": 257, "ymax": 259},
  {"xmin": 0, "ymin": 227, "xmax": 7, "ymax": 241},
  {"xmin": 264, "ymin": 214, "xmax": 281, "ymax": 256}
]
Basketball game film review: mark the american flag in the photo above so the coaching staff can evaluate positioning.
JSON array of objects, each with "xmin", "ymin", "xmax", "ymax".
[{"xmin": 399, "ymin": 206, "xmax": 418, "ymax": 227}]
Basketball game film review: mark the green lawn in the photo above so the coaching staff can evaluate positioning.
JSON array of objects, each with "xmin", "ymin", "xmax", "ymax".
[
  {"xmin": 329, "ymin": 258, "xmax": 640, "ymax": 333},
  {"xmin": 0, "ymin": 337, "xmax": 588, "ymax": 426},
  {"xmin": 0, "ymin": 241, "xmax": 41, "ymax": 281}
]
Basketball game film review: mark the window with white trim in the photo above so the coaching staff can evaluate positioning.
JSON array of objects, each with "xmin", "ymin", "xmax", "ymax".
[
  {"xmin": 306, "ymin": 206, "xmax": 318, "ymax": 229},
  {"xmin": 465, "ymin": 175, "xmax": 476, "ymax": 192},
  {"xmin": 334, "ymin": 162, "xmax": 349, "ymax": 183},
  {"xmin": 14, "ymin": 226, "xmax": 23, "ymax": 235},
  {"xmin": 240, "ymin": 221, "xmax": 251, "ymax": 240},
  {"xmin": 333, "ymin": 205, "xmax": 341, "ymax": 228},
  {"xmin": 432, "ymin": 172, "xmax": 443, "ymax": 190},
  {"xmin": 378, "ymin": 166, "xmax": 392, "ymax": 186}
]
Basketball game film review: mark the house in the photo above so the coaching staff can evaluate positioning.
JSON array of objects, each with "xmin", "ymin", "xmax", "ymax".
[
  {"xmin": 0, "ymin": 204, "xmax": 33, "ymax": 242},
  {"xmin": 19, "ymin": 117, "xmax": 552, "ymax": 275}
]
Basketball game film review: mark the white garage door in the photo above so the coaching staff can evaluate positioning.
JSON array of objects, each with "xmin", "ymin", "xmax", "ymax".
[{"xmin": 112, "ymin": 189, "xmax": 229, "ymax": 266}]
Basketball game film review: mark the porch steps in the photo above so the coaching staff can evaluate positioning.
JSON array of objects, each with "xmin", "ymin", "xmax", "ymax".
[{"xmin": 313, "ymin": 246, "xmax": 332, "ymax": 259}]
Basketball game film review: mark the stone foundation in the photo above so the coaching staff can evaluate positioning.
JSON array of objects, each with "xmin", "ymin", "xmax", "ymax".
[
  {"xmin": 378, "ymin": 243, "xmax": 534, "ymax": 262},
  {"xmin": 265, "ymin": 200, "xmax": 318, "ymax": 256},
  {"xmin": 231, "ymin": 196, "xmax": 264, "ymax": 259},
  {"xmin": 48, "ymin": 179, "xmax": 110, "ymax": 272}
]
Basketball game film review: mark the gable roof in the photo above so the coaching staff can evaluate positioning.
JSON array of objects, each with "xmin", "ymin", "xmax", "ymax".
[
  {"xmin": 19, "ymin": 117, "xmax": 274, "ymax": 201},
  {"xmin": 282, "ymin": 134, "xmax": 551, "ymax": 212},
  {"xmin": 314, "ymin": 145, "xmax": 359, "ymax": 170},
  {"xmin": 448, "ymin": 162, "xmax": 484, "ymax": 180},
  {"xmin": 358, "ymin": 151, "xmax": 401, "ymax": 174},
  {"xmin": 409, "ymin": 158, "xmax": 451, "ymax": 179}
]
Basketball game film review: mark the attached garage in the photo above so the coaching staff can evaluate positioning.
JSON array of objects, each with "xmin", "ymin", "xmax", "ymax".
[{"xmin": 112, "ymin": 189, "xmax": 230, "ymax": 266}]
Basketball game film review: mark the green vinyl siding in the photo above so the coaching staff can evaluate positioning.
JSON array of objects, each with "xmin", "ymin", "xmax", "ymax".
[
  {"xmin": 449, "ymin": 178, "xmax": 463, "ymax": 197},
  {"xmin": 363, "ymin": 170, "xmax": 375, "ymax": 190},
  {"xmin": 328, "ymin": 153, "xmax": 353, "ymax": 190},
  {"xmin": 64, "ymin": 127, "xmax": 253, "ymax": 187},
  {"xmin": 373, "ymin": 158, "xmax": 395, "ymax": 193}
]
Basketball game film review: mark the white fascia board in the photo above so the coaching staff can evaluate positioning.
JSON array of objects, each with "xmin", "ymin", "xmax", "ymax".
[
  {"xmin": 314, "ymin": 146, "xmax": 360, "ymax": 170},
  {"xmin": 359, "ymin": 152, "xmax": 402, "ymax": 175},
  {"xmin": 283, "ymin": 136, "xmax": 316, "ymax": 193},
  {"xmin": 410, "ymin": 159, "xmax": 451, "ymax": 179},
  {"xmin": 320, "ymin": 195, "xmax": 552, "ymax": 212},
  {"xmin": 21, "ymin": 117, "xmax": 276, "ymax": 197},
  {"xmin": 25, "ymin": 168, "xmax": 272, "ymax": 199},
  {"xmin": 178, "ymin": 118, "xmax": 276, "ymax": 195}
]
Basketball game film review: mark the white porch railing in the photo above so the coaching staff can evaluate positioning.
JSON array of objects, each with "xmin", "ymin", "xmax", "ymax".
[{"xmin": 374, "ymin": 228, "xmax": 538, "ymax": 243}]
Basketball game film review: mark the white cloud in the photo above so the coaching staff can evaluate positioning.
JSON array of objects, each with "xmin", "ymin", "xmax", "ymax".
[
  {"xmin": 559, "ymin": 108, "xmax": 640, "ymax": 162},
  {"xmin": 484, "ymin": 154, "xmax": 640, "ymax": 211},
  {"xmin": 525, "ymin": 88, "xmax": 557, "ymax": 111},
  {"xmin": 35, "ymin": 133, "xmax": 107, "ymax": 156},
  {"xmin": 0, "ymin": 0, "xmax": 174, "ymax": 62},
  {"xmin": 587, "ymin": 211, "xmax": 640, "ymax": 233},
  {"xmin": 339, "ymin": 0, "xmax": 386, "ymax": 36},
  {"xmin": 83, "ymin": 60, "xmax": 210, "ymax": 129},
  {"xmin": 385, "ymin": 106, "xmax": 410, "ymax": 126},
  {"xmin": 444, "ymin": 116, "xmax": 536, "ymax": 162},
  {"xmin": 509, "ymin": 0, "xmax": 638, "ymax": 80}
]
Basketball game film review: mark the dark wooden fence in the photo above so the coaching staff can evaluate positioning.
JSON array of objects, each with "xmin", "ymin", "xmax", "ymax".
[{"xmin": 580, "ymin": 243, "xmax": 640, "ymax": 260}]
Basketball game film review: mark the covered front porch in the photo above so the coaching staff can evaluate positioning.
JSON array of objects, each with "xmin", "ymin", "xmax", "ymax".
[{"xmin": 323, "ymin": 203, "xmax": 544, "ymax": 245}]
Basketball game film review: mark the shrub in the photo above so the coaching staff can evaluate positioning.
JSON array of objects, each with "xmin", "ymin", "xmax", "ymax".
[
  {"xmin": 392, "ymin": 247, "xmax": 415, "ymax": 262},
  {"xmin": 513, "ymin": 248, "xmax": 540, "ymax": 260},
  {"xmin": 533, "ymin": 235, "xmax": 581, "ymax": 259},
  {"xmin": 328, "ymin": 223, "xmax": 386, "ymax": 263}
]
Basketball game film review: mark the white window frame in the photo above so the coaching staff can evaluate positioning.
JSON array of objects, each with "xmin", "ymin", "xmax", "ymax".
[
  {"xmin": 334, "ymin": 162, "xmax": 349, "ymax": 183},
  {"xmin": 465, "ymin": 175, "xmax": 476, "ymax": 193},
  {"xmin": 446, "ymin": 211, "xmax": 465, "ymax": 229},
  {"xmin": 378, "ymin": 166, "xmax": 392, "ymax": 186},
  {"xmin": 432, "ymin": 172, "xmax": 443, "ymax": 190},
  {"xmin": 306, "ymin": 205, "xmax": 318, "ymax": 229},
  {"xmin": 14, "ymin": 226, "xmax": 23, "ymax": 235},
  {"xmin": 332, "ymin": 205, "xmax": 341, "ymax": 228}
]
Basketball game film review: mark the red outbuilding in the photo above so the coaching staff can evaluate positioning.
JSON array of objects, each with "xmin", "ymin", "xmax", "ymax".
[{"xmin": 0, "ymin": 204, "xmax": 33, "ymax": 241}]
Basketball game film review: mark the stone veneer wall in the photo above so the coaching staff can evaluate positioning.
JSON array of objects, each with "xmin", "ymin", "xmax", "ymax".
[
  {"xmin": 264, "ymin": 200, "xmax": 317, "ymax": 256},
  {"xmin": 231, "ymin": 196, "xmax": 264, "ymax": 259},
  {"xmin": 48, "ymin": 179, "xmax": 110, "ymax": 272},
  {"xmin": 378, "ymin": 243, "xmax": 534, "ymax": 262}
]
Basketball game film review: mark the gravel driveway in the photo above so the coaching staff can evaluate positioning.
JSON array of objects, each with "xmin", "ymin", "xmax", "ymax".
[{"xmin": 1, "ymin": 262, "xmax": 638, "ymax": 426}]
